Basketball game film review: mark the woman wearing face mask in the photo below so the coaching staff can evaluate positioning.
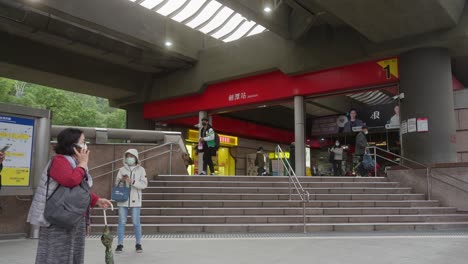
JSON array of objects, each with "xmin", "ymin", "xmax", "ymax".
[
  {"xmin": 329, "ymin": 140, "xmax": 344, "ymax": 176},
  {"xmin": 28, "ymin": 128, "xmax": 112, "ymax": 264},
  {"xmin": 115, "ymin": 149, "xmax": 147, "ymax": 254}
]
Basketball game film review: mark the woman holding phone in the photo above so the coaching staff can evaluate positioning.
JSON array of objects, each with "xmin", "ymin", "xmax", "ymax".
[{"xmin": 114, "ymin": 149, "xmax": 147, "ymax": 253}]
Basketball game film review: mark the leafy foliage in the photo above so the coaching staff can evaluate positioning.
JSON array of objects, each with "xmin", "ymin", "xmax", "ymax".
[{"xmin": 0, "ymin": 78, "xmax": 126, "ymax": 128}]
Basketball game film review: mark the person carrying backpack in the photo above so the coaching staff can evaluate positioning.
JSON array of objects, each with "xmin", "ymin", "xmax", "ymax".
[{"xmin": 199, "ymin": 117, "xmax": 216, "ymax": 175}]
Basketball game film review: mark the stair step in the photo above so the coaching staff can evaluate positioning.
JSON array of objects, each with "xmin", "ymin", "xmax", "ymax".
[
  {"xmin": 90, "ymin": 214, "xmax": 468, "ymax": 224},
  {"xmin": 150, "ymin": 181, "xmax": 400, "ymax": 188},
  {"xmin": 90, "ymin": 222, "xmax": 468, "ymax": 233},
  {"xmin": 91, "ymin": 207, "xmax": 458, "ymax": 216},
  {"xmin": 140, "ymin": 193, "xmax": 425, "ymax": 201},
  {"xmin": 140, "ymin": 200, "xmax": 439, "ymax": 208},
  {"xmin": 143, "ymin": 187, "xmax": 413, "ymax": 194},
  {"xmin": 155, "ymin": 176, "xmax": 388, "ymax": 183}
]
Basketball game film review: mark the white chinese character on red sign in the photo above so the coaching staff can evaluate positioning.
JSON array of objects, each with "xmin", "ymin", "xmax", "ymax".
[
  {"xmin": 228, "ymin": 94, "xmax": 234, "ymax": 101},
  {"xmin": 235, "ymin": 93, "xmax": 240, "ymax": 100},
  {"xmin": 241, "ymin": 92, "xmax": 246, "ymax": 99}
]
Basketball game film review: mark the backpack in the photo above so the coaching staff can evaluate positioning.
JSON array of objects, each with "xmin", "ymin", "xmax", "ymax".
[{"xmin": 214, "ymin": 132, "xmax": 220, "ymax": 151}]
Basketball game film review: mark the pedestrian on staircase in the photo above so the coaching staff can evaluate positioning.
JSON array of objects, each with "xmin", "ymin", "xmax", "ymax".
[
  {"xmin": 115, "ymin": 149, "xmax": 148, "ymax": 254},
  {"xmin": 329, "ymin": 140, "xmax": 344, "ymax": 176},
  {"xmin": 199, "ymin": 117, "xmax": 216, "ymax": 175},
  {"xmin": 255, "ymin": 147, "xmax": 267, "ymax": 176},
  {"xmin": 355, "ymin": 126, "xmax": 369, "ymax": 176}
]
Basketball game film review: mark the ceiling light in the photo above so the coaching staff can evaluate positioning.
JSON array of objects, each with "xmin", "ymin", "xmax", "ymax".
[
  {"xmin": 165, "ymin": 41, "xmax": 173, "ymax": 47},
  {"xmin": 263, "ymin": 6, "xmax": 272, "ymax": 13}
]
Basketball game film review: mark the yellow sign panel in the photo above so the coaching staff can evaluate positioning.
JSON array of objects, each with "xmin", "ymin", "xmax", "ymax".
[
  {"xmin": 269, "ymin": 152, "xmax": 290, "ymax": 159},
  {"xmin": 2, "ymin": 167, "xmax": 30, "ymax": 186},
  {"xmin": 377, "ymin": 58, "xmax": 399, "ymax": 79},
  {"xmin": 187, "ymin": 129, "xmax": 238, "ymax": 147}
]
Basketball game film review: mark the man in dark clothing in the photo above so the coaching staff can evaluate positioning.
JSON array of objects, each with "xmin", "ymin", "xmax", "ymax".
[
  {"xmin": 255, "ymin": 147, "xmax": 266, "ymax": 176},
  {"xmin": 355, "ymin": 126, "xmax": 368, "ymax": 176},
  {"xmin": 199, "ymin": 117, "xmax": 216, "ymax": 175}
]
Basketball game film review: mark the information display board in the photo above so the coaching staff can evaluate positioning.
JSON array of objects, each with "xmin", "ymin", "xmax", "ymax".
[{"xmin": 0, "ymin": 114, "xmax": 35, "ymax": 187}]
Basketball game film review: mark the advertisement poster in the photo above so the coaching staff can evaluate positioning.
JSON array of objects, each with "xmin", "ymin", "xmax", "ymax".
[
  {"xmin": 400, "ymin": 120, "xmax": 408, "ymax": 135},
  {"xmin": 312, "ymin": 103, "xmax": 399, "ymax": 136},
  {"xmin": 0, "ymin": 115, "xmax": 35, "ymax": 187},
  {"xmin": 407, "ymin": 118, "xmax": 417, "ymax": 133},
  {"xmin": 417, "ymin": 118, "xmax": 429, "ymax": 132}
]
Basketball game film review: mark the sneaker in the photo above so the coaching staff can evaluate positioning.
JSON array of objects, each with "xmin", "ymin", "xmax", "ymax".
[
  {"xmin": 115, "ymin": 245, "xmax": 123, "ymax": 253},
  {"xmin": 199, "ymin": 171, "xmax": 206, "ymax": 175},
  {"xmin": 136, "ymin": 244, "xmax": 143, "ymax": 253},
  {"xmin": 210, "ymin": 173, "xmax": 215, "ymax": 175}
]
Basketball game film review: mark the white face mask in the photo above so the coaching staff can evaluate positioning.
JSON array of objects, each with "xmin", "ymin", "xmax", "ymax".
[
  {"xmin": 126, "ymin": 157, "xmax": 136, "ymax": 166},
  {"xmin": 364, "ymin": 130, "xmax": 369, "ymax": 135},
  {"xmin": 335, "ymin": 142, "xmax": 340, "ymax": 146}
]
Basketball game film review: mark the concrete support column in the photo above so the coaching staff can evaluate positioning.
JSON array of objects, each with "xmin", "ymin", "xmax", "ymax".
[
  {"xmin": 125, "ymin": 103, "xmax": 154, "ymax": 130},
  {"xmin": 197, "ymin": 111, "xmax": 208, "ymax": 174},
  {"xmin": 400, "ymin": 48, "xmax": 457, "ymax": 164},
  {"xmin": 294, "ymin": 96, "xmax": 306, "ymax": 176}
]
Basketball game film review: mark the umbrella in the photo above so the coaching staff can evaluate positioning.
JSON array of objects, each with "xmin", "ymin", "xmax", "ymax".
[{"xmin": 101, "ymin": 204, "xmax": 114, "ymax": 264}]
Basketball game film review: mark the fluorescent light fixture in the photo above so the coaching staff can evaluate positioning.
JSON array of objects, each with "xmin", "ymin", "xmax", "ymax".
[
  {"xmin": 264, "ymin": 6, "xmax": 272, "ymax": 13},
  {"xmin": 165, "ymin": 41, "xmax": 173, "ymax": 47}
]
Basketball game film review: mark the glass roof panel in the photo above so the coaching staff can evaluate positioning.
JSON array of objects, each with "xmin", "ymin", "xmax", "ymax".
[
  {"xmin": 156, "ymin": 0, "xmax": 187, "ymax": 16},
  {"xmin": 140, "ymin": 0, "xmax": 164, "ymax": 9},
  {"xmin": 199, "ymin": 7, "xmax": 234, "ymax": 33},
  {"xmin": 172, "ymin": 0, "xmax": 207, "ymax": 22},
  {"xmin": 223, "ymin": 21, "xmax": 256, "ymax": 42},
  {"xmin": 211, "ymin": 14, "xmax": 244, "ymax": 39},
  {"xmin": 131, "ymin": 0, "xmax": 267, "ymax": 42},
  {"xmin": 247, "ymin": 25, "xmax": 266, "ymax": 36},
  {"xmin": 185, "ymin": 1, "xmax": 222, "ymax": 28}
]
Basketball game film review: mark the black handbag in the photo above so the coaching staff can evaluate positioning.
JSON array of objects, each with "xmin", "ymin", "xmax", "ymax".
[{"xmin": 44, "ymin": 160, "xmax": 91, "ymax": 230}]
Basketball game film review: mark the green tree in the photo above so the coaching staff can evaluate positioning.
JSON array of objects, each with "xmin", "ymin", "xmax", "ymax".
[{"xmin": 0, "ymin": 78, "xmax": 126, "ymax": 128}]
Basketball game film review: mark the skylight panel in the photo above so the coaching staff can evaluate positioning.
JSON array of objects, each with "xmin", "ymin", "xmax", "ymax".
[
  {"xmin": 140, "ymin": 0, "xmax": 164, "ymax": 9},
  {"xmin": 185, "ymin": 1, "xmax": 222, "ymax": 28},
  {"xmin": 247, "ymin": 24, "xmax": 266, "ymax": 36},
  {"xmin": 172, "ymin": 0, "xmax": 207, "ymax": 22},
  {"xmin": 199, "ymin": 7, "xmax": 234, "ymax": 33},
  {"xmin": 156, "ymin": 0, "xmax": 187, "ymax": 16},
  {"xmin": 223, "ymin": 21, "xmax": 256, "ymax": 42},
  {"xmin": 211, "ymin": 14, "xmax": 244, "ymax": 39}
]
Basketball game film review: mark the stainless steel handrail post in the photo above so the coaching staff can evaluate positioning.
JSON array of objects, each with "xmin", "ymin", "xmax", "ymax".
[
  {"xmin": 374, "ymin": 147, "xmax": 377, "ymax": 177},
  {"xmin": 426, "ymin": 167, "xmax": 431, "ymax": 200},
  {"xmin": 169, "ymin": 143, "xmax": 173, "ymax": 175}
]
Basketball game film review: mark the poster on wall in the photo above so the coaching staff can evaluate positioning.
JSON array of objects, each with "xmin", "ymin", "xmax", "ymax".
[
  {"xmin": 0, "ymin": 114, "xmax": 35, "ymax": 187},
  {"xmin": 400, "ymin": 120, "xmax": 408, "ymax": 135},
  {"xmin": 312, "ymin": 103, "xmax": 400, "ymax": 136},
  {"xmin": 407, "ymin": 118, "xmax": 417, "ymax": 133},
  {"xmin": 417, "ymin": 118, "xmax": 429, "ymax": 132}
]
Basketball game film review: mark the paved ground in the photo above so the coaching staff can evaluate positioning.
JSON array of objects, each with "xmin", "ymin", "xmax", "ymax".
[{"xmin": 1, "ymin": 232, "xmax": 468, "ymax": 264}]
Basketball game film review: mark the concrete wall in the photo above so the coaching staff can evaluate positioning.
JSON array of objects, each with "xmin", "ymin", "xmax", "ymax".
[
  {"xmin": 455, "ymin": 89, "xmax": 468, "ymax": 162},
  {"xmin": 0, "ymin": 143, "xmax": 186, "ymax": 237},
  {"xmin": 387, "ymin": 164, "xmax": 468, "ymax": 211}
]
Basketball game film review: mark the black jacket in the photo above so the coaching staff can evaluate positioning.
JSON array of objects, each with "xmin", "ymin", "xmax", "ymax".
[{"xmin": 355, "ymin": 132, "xmax": 368, "ymax": 155}]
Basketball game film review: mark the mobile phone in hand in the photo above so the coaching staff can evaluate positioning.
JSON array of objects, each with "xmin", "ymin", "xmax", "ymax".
[
  {"xmin": 73, "ymin": 144, "xmax": 82, "ymax": 151},
  {"xmin": 0, "ymin": 145, "xmax": 10, "ymax": 152}
]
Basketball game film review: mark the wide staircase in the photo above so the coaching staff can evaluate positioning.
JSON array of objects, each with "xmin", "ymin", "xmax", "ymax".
[{"xmin": 91, "ymin": 175, "xmax": 468, "ymax": 233}]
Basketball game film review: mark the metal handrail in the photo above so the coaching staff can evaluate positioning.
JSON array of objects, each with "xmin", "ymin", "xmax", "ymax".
[
  {"xmin": 275, "ymin": 145, "xmax": 310, "ymax": 233},
  {"xmin": 89, "ymin": 142, "xmax": 178, "ymax": 172},
  {"xmin": 367, "ymin": 146, "xmax": 468, "ymax": 200},
  {"xmin": 89, "ymin": 142, "xmax": 180, "ymax": 194}
]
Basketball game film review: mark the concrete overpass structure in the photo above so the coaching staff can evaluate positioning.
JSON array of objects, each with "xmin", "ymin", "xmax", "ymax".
[{"xmin": 0, "ymin": 0, "xmax": 467, "ymax": 165}]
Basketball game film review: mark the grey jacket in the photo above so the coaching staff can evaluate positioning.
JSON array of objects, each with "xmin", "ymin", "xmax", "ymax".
[
  {"xmin": 27, "ymin": 155, "xmax": 92, "ymax": 227},
  {"xmin": 355, "ymin": 132, "xmax": 368, "ymax": 155}
]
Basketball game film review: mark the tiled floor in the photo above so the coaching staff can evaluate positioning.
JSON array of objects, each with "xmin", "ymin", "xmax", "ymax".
[{"xmin": 1, "ymin": 232, "xmax": 468, "ymax": 264}]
